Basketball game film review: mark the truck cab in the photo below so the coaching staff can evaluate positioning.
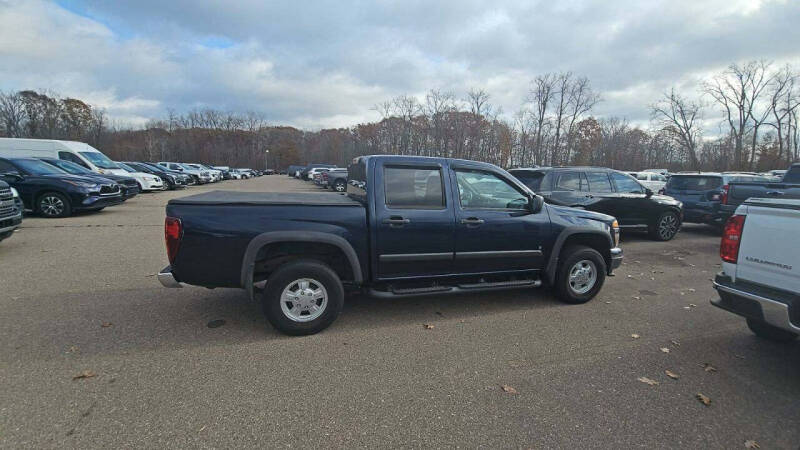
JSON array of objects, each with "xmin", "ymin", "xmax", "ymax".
[{"xmin": 158, "ymin": 155, "xmax": 623, "ymax": 335}]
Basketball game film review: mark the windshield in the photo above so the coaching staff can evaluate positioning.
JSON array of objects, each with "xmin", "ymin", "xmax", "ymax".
[
  {"xmin": 79, "ymin": 151, "xmax": 120, "ymax": 169},
  {"xmin": 43, "ymin": 159, "xmax": 94, "ymax": 175},
  {"xmin": 115, "ymin": 163, "xmax": 137, "ymax": 173},
  {"xmin": 13, "ymin": 159, "xmax": 69, "ymax": 175},
  {"xmin": 665, "ymin": 176, "xmax": 722, "ymax": 191}
]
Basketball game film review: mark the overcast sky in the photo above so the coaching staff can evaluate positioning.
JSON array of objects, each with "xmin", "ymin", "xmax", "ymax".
[{"xmin": 0, "ymin": 0, "xmax": 798, "ymax": 130}]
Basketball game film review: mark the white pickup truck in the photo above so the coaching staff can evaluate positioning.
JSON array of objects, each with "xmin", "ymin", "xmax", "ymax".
[{"xmin": 712, "ymin": 198, "xmax": 799, "ymax": 342}]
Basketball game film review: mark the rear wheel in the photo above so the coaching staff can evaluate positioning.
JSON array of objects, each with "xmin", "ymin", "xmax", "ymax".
[
  {"xmin": 37, "ymin": 192, "xmax": 71, "ymax": 218},
  {"xmin": 649, "ymin": 211, "xmax": 680, "ymax": 241},
  {"xmin": 746, "ymin": 318, "xmax": 798, "ymax": 342},
  {"xmin": 554, "ymin": 245, "xmax": 606, "ymax": 304},
  {"xmin": 262, "ymin": 260, "xmax": 344, "ymax": 335}
]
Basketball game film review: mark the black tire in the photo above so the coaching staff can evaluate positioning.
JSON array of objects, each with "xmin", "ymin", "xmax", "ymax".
[
  {"xmin": 649, "ymin": 210, "xmax": 680, "ymax": 241},
  {"xmin": 333, "ymin": 180, "xmax": 346, "ymax": 192},
  {"xmin": 37, "ymin": 192, "xmax": 72, "ymax": 218},
  {"xmin": 746, "ymin": 318, "xmax": 798, "ymax": 342},
  {"xmin": 262, "ymin": 259, "xmax": 344, "ymax": 335},
  {"xmin": 554, "ymin": 245, "xmax": 607, "ymax": 304}
]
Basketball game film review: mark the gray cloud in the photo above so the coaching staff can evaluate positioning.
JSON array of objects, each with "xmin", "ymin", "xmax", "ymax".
[{"xmin": 0, "ymin": 0, "xmax": 798, "ymax": 129}]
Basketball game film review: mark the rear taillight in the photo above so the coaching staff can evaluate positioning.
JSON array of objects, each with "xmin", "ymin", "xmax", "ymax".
[
  {"xmin": 720, "ymin": 214, "xmax": 745, "ymax": 263},
  {"xmin": 165, "ymin": 217, "xmax": 182, "ymax": 264},
  {"xmin": 720, "ymin": 184, "xmax": 730, "ymax": 204}
]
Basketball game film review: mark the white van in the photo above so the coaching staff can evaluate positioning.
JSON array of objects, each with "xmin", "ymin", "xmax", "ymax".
[{"xmin": 0, "ymin": 138, "xmax": 128, "ymax": 176}]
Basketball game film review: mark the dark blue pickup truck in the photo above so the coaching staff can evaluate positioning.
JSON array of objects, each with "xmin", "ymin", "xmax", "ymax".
[{"xmin": 158, "ymin": 155, "xmax": 623, "ymax": 335}]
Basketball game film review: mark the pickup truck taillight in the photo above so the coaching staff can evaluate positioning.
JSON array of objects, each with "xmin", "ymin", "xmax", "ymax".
[
  {"xmin": 720, "ymin": 214, "xmax": 745, "ymax": 263},
  {"xmin": 720, "ymin": 184, "xmax": 730, "ymax": 204},
  {"xmin": 165, "ymin": 216, "xmax": 182, "ymax": 264}
]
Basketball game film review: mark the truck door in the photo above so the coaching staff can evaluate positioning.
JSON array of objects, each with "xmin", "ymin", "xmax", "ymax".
[
  {"xmin": 450, "ymin": 167, "xmax": 547, "ymax": 273},
  {"xmin": 374, "ymin": 163, "xmax": 455, "ymax": 279}
]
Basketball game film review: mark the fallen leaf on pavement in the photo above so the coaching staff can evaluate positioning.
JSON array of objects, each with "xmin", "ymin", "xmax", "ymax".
[
  {"xmin": 670, "ymin": 340, "xmax": 680, "ymax": 347},
  {"xmin": 660, "ymin": 347, "xmax": 670, "ymax": 353},
  {"xmin": 696, "ymin": 392, "xmax": 711, "ymax": 406},
  {"xmin": 702, "ymin": 363, "xmax": 717, "ymax": 373},
  {"xmin": 689, "ymin": 303, "xmax": 697, "ymax": 307},
  {"xmin": 637, "ymin": 377, "xmax": 659, "ymax": 386},
  {"xmin": 423, "ymin": 324, "xmax": 435, "ymax": 329},
  {"xmin": 631, "ymin": 334, "xmax": 640, "ymax": 339},
  {"xmin": 688, "ymin": 288, "xmax": 696, "ymax": 292},
  {"xmin": 744, "ymin": 440, "xmax": 760, "ymax": 449},
  {"xmin": 665, "ymin": 370, "xmax": 679, "ymax": 380},
  {"xmin": 101, "ymin": 322, "xmax": 113, "ymax": 328},
  {"xmin": 683, "ymin": 306, "xmax": 691, "ymax": 310},
  {"xmin": 501, "ymin": 385, "xmax": 518, "ymax": 394},
  {"xmin": 632, "ymin": 296, "xmax": 641, "ymax": 300},
  {"xmin": 73, "ymin": 370, "xmax": 96, "ymax": 380}
]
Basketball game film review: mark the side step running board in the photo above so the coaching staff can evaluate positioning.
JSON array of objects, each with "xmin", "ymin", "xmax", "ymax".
[{"xmin": 368, "ymin": 278, "xmax": 542, "ymax": 299}]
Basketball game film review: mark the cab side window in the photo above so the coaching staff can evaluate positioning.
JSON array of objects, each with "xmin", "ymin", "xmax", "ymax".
[
  {"xmin": 384, "ymin": 167, "xmax": 444, "ymax": 209},
  {"xmin": 455, "ymin": 170, "xmax": 528, "ymax": 210}
]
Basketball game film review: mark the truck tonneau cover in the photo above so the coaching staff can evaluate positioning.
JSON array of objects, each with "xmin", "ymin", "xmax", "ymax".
[{"xmin": 168, "ymin": 190, "xmax": 362, "ymax": 206}]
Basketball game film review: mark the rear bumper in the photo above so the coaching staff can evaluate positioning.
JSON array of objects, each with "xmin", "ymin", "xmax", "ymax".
[
  {"xmin": 158, "ymin": 265, "xmax": 183, "ymax": 288},
  {"xmin": 712, "ymin": 273, "xmax": 799, "ymax": 334},
  {"xmin": 609, "ymin": 247, "xmax": 623, "ymax": 273}
]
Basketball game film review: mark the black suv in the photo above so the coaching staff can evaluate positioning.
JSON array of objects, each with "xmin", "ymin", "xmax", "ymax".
[
  {"xmin": 510, "ymin": 167, "xmax": 684, "ymax": 241},
  {"xmin": 0, "ymin": 157, "xmax": 123, "ymax": 218},
  {"xmin": 37, "ymin": 158, "xmax": 140, "ymax": 200}
]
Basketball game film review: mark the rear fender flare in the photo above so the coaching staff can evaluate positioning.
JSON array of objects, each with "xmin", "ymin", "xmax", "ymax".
[{"xmin": 240, "ymin": 231, "xmax": 363, "ymax": 301}]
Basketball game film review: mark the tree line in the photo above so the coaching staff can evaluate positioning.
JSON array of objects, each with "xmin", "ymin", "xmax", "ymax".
[{"xmin": 0, "ymin": 60, "xmax": 797, "ymax": 172}]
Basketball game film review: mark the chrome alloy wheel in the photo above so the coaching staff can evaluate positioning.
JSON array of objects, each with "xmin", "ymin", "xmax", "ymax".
[
  {"xmin": 568, "ymin": 260, "xmax": 597, "ymax": 295},
  {"xmin": 40, "ymin": 195, "xmax": 64, "ymax": 216},
  {"xmin": 658, "ymin": 213, "xmax": 679, "ymax": 240},
  {"xmin": 280, "ymin": 278, "xmax": 328, "ymax": 322}
]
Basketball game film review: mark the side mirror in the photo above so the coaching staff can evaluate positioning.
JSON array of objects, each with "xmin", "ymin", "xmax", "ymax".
[
  {"xmin": 529, "ymin": 194, "xmax": 544, "ymax": 213},
  {"xmin": 645, "ymin": 188, "xmax": 654, "ymax": 197}
]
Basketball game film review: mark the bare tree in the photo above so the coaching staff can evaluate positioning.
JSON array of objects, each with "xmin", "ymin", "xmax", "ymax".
[
  {"xmin": 528, "ymin": 74, "xmax": 556, "ymax": 165},
  {"xmin": 767, "ymin": 65, "xmax": 800, "ymax": 164},
  {"xmin": 0, "ymin": 91, "xmax": 26, "ymax": 137},
  {"xmin": 651, "ymin": 88, "xmax": 703, "ymax": 169}
]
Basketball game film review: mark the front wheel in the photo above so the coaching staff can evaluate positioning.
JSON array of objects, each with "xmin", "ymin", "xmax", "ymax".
[
  {"xmin": 262, "ymin": 260, "xmax": 344, "ymax": 335},
  {"xmin": 37, "ymin": 192, "xmax": 72, "ymax": 218},
  {"xmin": 333, "ymin": 180, "xmax": 346, "ymax": 192},
  {"xmin": 554, "ymin": 246, "xmax": 607, "ymax": 304},
  {"xmin": 649, "ymin": 211, "xmax": 680, "ymax": 241},
  {"xmin": 746, "ymin": 318, "xmax": 798, "ymax": 342}
]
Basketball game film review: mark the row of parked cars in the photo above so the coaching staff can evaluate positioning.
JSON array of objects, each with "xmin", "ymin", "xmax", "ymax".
[{"xmin": 0, "ymin": 138, "xmax": 266, "ymax": 244}]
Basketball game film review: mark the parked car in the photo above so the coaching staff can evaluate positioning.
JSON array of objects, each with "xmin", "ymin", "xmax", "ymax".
[
  {"xmin": 300, "ymin": 164, "xmax": 336, "ymax": 180},
  {"xmin": 323, "ymin": 168, "xmax": 348, "ymax": 192},
  {"xmin": 663, "ymin": 172, "xmax": 777, "ymax": 228},
  {"xmin": 38, "ymin": 158, "xmax": 140, "ymax": 200},
  {"xmin": 306, "ymin": 167, "xmax": 332, "ymax": 182},
  {"xmin": 712, "ymin": 198, "xmax": 799, "ymax": 342},
  {"xmin": 212, "ymin": 166, "xmax": 233, "ymax": 180},
  {"xmin": 157, "ymin": 155, "xmax": 623, "ymax": 335},
  {"xmin": 631, "ymin": 172, "xmax": 668, "ymax": 192},
  {"xmin": 717, "ymin": 164, "xmax": 800, "ymax": 223},
  {"xmin": 311, "ymin": 168, "xmax": 331, "ymax": 185},
  {"xmin": 123, "ymin": 161, "xmax": 186, "ymax": 190},
  {"xmin": 186, "ymin": 164, "xmax": 221, "ymax": 182},
  {"xmin": 157, "ymin": 162, "xmax": 211, "ymax": 184},
  {"xmin": 0, "ymin": 157, "xmax": 123, "ymax": 217},
  {"xmin": 115, "ymin": 162, "xmax": 165, "ymax": 191},
  {"xmin": 643, "ymin": 168, "xmax": 670, "ymax": 177},
  {"xmin": 140, "ymin": 162, "xmax": 192, "ymax": 186},
  {"xmin": 509, "ymin": 167, "xmax": 683, "ymax": 241},
  {"xmin": 0, "ymin": 138, "xmax": 127, "ymax": 176},
  {"xmin": 0, "ymin": 180, "xmax": 23, "ymax": 242},
  {"xmin": 286, "ymin": 165, "xmax": 304, "ymax": 178},
  {"xmin": 236, "ymin": 168, "xmax": 256, "ymax": 178}
]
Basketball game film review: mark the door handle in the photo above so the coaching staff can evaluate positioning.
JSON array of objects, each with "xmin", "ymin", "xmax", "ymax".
[
  {"xmin": 382, "ymin": 217, "xmax": 410, "ymax": 226},
  {"xmin": 460, "ymin": 217, "xmax": 485, "ymax": 225},
  {"xmin": 765, "ymin": 191, "xmax": 784, "ymax": 196}
]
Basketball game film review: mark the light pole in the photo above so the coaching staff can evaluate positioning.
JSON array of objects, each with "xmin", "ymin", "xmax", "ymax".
[{"xmin": 264, "ymin": 149, "xmax": 269, "ymax": 172}]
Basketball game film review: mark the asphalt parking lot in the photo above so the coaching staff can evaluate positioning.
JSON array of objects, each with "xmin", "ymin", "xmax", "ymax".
[{"xmin": 1, "ymin": 176, "xmax": 798, "ymax": 448}]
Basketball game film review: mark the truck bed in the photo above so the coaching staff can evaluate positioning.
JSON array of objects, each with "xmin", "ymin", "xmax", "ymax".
[{"xmin": 168, "ymin": 190, "xmax": 362, "ymax": 207}]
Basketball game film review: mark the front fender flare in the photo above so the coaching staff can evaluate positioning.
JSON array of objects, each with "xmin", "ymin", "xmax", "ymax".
[
  {"xmin": 240, "ymin": 231, "xmax": 363, "ymax": 301},
  {"xmin": 545, "ymin": 227, "xmax": 614, "ymax": 285}
]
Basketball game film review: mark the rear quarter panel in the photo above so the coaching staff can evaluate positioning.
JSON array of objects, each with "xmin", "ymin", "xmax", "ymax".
[{"xmin": 168, "ymin": 203, "xmax": 368, "ymax": 287}]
